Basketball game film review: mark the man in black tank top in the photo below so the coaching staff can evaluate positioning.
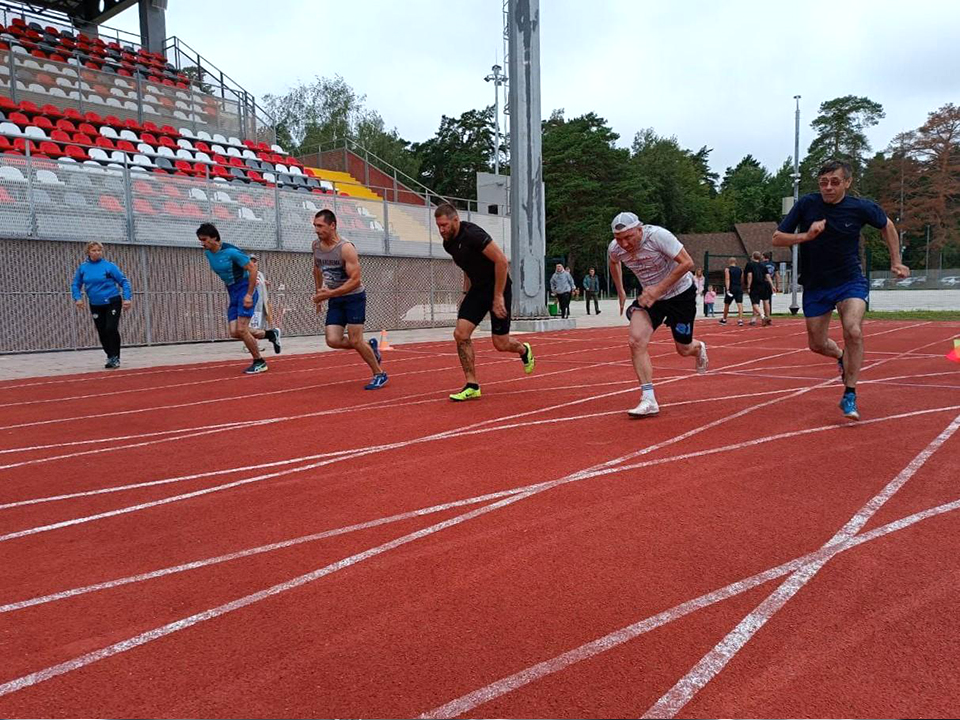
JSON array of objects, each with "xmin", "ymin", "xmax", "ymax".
[
  {"xmin": 435, "ymin": 203, "xmax": 536, "ymax": 401},
  {"xmin": 720, "ymin": 256, "xmax": 744, "ymax": 326},
  {"xmin": 312, "ymin": 210, "xmax": 388, "ymax": 390}
]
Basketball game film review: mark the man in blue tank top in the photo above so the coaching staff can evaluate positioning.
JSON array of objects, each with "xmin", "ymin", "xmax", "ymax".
[
  {"xmin": 197, "ymin": 223, "xmax": 280, "ymax": 375},
  {"xmin": 773, "ymin": 159, "xmax": 909, "ymax": 420},
  {"xmin": 311, "ymin": 210, "xmax": 387, "ymax": 390}
]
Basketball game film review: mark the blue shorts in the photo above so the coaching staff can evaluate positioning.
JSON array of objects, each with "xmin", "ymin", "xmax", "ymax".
[
  {"xmin": 326, "ymin": 291, "xmax": 367, "ymax": 327},
  {"xmin": 227, "ymin": 280, "xmax": 258, "ymax": 322},
  {"xmin": 803, "ymin": 277, "xmax": 868, "ymax": 317}
]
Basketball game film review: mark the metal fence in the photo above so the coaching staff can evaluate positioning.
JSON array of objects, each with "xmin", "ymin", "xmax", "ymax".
[
  {"xmin": 0, "ymin": 152, "xmax": 511, "ymax": 353},
  {"xmin": 0, "ymin": 48, "xmax": 274, "ymax": 145}
]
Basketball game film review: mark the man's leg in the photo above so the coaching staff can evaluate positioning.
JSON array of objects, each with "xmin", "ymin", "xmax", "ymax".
[
  {"xmin": 325, "ymin": 324, "xmax": 352, "ymax": 350},
  {"xmin": 453, "ymin": 318, "xmax": 479, "ymax": 385},
  {"xmin": 628, "ymin": 310, "xmax": 655, "ymax": 385},
  {"xmin": 721, "ymin": 299, "xmax": 730, "ymax": 322},
  {"xmin": 346, "ymin": 323, "xmax": 382, "ymax": 374},
  {"xmin": 229, "ymin": 317, "xmax": 262, "ymax": 359},
  {"xmin": 836, "ymin": 297, "xmax": 867, "ymax": 386},
  {"xmin": 585, "ymin": 291, "xmax": 591, "ymax": 315},
  {"xmin": 804, "ymin": 311, "xmax": 842, "ymax": 363},
  {"xmin": 491, "ymin": 332, "xmax": 526, "ymax": 355},
  {"xmin": 593, "ymin": 292, "xmax": 600, "ymax": 313}
]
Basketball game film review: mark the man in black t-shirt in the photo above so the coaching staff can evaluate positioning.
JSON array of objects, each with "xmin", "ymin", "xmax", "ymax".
[
  {"xmin": 745, "ymin": 251, "xmax": 774, "ymax": 326},
  {"xmin": 435, "ymin": 203, "xmax": 536, "ymax": 401}
]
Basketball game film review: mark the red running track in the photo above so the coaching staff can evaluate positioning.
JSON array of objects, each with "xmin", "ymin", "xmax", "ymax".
[{"xmin": 1, "ymin": 318, "xmax": 959, "ymax": 718}]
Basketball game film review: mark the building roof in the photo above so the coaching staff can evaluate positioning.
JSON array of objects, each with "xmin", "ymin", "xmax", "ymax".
[
  {"xmin": 734, "ymin": 222, "xmax": 791, "ymax": 262},
  {"xmin": 678, "ymin": 232, "xmax": 745, "ymax": 269}
]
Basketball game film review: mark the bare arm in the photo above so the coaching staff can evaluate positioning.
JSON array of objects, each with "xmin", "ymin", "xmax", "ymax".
[
  {"xmin": 324, "ymin": 243, "xmax": 363, "ymax": 297},
  {"xmin": 724, "ymin": 267, "xmax": 730, "ymax": 293},
  {"xmin": 639, "ymin": 248, "xmax": 695, "ymax": 308},
  {"xmin": 609, "ymin": 256, "xmax": 626, "ymax": 315},
  {"xmin": 243, "ymin": 261, "xmax": 258, "ymax": 307},
  {"xmin": 882, "ymin": 219, "xmax": 910, "ymax": 278},
  {"xmin": 772, "ymin": 220, "xmax": 825, "ymax": 247},
  {"xmin": 313, "ymin": 264, "xmax": 323, "ymax": 291},
  {"xmin": 481, "ymin": 241, "xmax": 509, "ymax": 298}
]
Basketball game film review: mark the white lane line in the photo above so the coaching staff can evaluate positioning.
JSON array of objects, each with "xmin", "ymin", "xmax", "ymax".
[
  {"xmin": 5, "ymin": 401, "xmax": 958, "ymax": 614},
  {"xmin": 0, "ymin": 328, "xmax": 939, "ymax": 696},
  {"xmin": 0, "ymin": 490, "xmax": 539, "ymax": 699},
  {"xmin": 420, "ymin": 492, "xmax": 960, "ymax": 719},
  {"xmin": 641, "ymin": 410, "xmax": 960, "ymax": 719}
]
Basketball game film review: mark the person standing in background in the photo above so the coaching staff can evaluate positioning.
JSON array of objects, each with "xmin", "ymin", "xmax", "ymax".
[{"xmin": 71, "ymin": 241, "xmax": 132, "ymax": 369}]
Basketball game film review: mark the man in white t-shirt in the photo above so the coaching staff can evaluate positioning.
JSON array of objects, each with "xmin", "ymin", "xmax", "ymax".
[{"xmin": 609, "ymin": 212, "xmax": 708, "ymax": 417}]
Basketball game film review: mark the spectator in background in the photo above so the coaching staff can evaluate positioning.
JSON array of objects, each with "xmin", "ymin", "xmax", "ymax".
[
  {"xmin": 745, "ymin": 251, "xmax": 774, "ymax": 326},
  {"xmin": 566, "ymin": 266, "xmax": 579, "ymax": 300},
  {"xmin": 247, "ymin": 254, "xmax": 282, "ymax": 354},
  {"xmin": 583, "ymin": 267, "xmax": 601, "ymax": 314},
  {"xmin": 762, "ymin": 251, "xmax": 779, "ymax": 292},
  {"xmin": 550, "ymin": 263, "xmax": 575, "ymax": 319},
  {"xmin": 703, "ymin": 285, "xmax": 717, "ymax": 317},
  {"xmin": 720, "ymin": 256, "xmax": 744, "ymax": 326},
  {"xmin": 71, "ymin": 241, "xmax": 132, "ymax": 369}
]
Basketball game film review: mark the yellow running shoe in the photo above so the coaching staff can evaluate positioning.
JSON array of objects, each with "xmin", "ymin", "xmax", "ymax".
[
  {"xmin": 521, "ymin": 342, "xmax": 535, "ymax": 374},
  {"xmin": 449, "ymin": 385, "xmax": 482, "ymax": 401}
]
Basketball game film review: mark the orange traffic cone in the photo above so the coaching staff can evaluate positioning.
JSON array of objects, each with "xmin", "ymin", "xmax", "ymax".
[{"xmin": 379, "ymin": 328, "xmax": 393, "ymax": 351}]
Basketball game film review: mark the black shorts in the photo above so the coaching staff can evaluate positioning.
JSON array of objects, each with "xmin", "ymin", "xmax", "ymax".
[
  {"xmin": 458, "ymin": 281, "xmax": 512, "ymax": 335},
  {"xmin": 627, "ymin": 284, "xmax": 697, "ymax": 345},
  {"xmin": 724, "ymin": 287, "xmax": 743, "ymax": 304},
  {"xmin": 751, "ymin": 285, "xmax": 772, "ymax": 303}
]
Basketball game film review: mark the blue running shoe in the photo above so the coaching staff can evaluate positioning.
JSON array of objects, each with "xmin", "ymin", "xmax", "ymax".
[
  {"xmin": 365, "ymin": 372, "xmax": 388, "ymax": 390},
  {"xmin": 839, "ymin": 391, "xmax": 859, "ymax": 420},
  {"xmin": 369, "ymin": 337, "xmax": 382, "ymax": 364}
]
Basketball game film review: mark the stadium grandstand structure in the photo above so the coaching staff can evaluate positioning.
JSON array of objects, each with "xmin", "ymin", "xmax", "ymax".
[{"xmin": 0, "ymin": 6, "xmax": 510, "ymax": 353}]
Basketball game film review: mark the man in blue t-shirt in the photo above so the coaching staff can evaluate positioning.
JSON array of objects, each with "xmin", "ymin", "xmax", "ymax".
[
  {"xmin": 197, "ymin": 222, "xmax": 280, "ymax": 374},
  {"xmin": 773, "ymin": 160, "xmax": 909, "ymax": 420}
]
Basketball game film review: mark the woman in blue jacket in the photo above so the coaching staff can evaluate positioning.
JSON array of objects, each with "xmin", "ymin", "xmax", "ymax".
[{"xmin": 71, "ymin": 242, "xmax": 133, "ymax": 368}]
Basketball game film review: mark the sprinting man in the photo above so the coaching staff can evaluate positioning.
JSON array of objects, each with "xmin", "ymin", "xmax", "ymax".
[
  {"xmin": 311, "ymin": 209, "xmax": 387, "ymax": 390},
  {"xmin": 608, "ymin": 211, "xmax": 708, "ymax": 417},
  {"xmin": 434, "ymin": 202, "xmax": 535, "ymax": 401},
  {"xmin": 197, "ymin": 223, "xmax": 279, "ymax": 374},
  {"xmin": 772, "ymin": 159, "xmax": 909, "ymax": 420},
  {"xmin": 719, "ymin": 256, "xmax": 744, "ymax": 326}
]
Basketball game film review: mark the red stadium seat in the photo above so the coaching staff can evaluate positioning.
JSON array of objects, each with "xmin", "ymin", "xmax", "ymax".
[
  {"xmin": 40, "ymin": 104, "xmax": 64, "ymax": 119},
  {"xmin": 0, "ymin": 136, "xmax": 11, "ymax": 152},
  {"xmin": 213, "ymin": 204, "xmax": 232, "ymax": 220},
  {"xmin": 38, "ymin": 140, "xmax": 62, "ymax": 157},
  {"xmin": 8, "ymin": 112, "xmax": 30, "ymax": 126},
  {"xmin": 84, "ymin": 111, "xmax": 104, "ymax": 125},
  {"xmin": 64, "ymin": 145, "xmax": 87, "ymax": 160},
  {"xmin": 140, "ymin": 132, "xmax": 159, "ymax": 146},
  {"xmin": 133, "ymin": 197, "xmax": 157, "ymax": 215},
  {"xmin": 56, "ymin": 119, "xmax": 77, "ymax": 133},
  {"xmin": 133, "ymin": 180, "xmax": 155, "ymax": 195},
  {"xmin": 63, "ymin": 107, "xmax": 83, "ymax": 121},
  {"xmin": 104, "ymin": 115, "xmax": 124, "ymax": 127},
  {"xmin": 158, "ymin": 136, "xmax": 176, "ymax": 148},
  {"xmin": 123, "ymin": 118, "xmax": 141, "ymax": 131},
  {"xmin": 116, "ymin": 140, "xmax": 136, "ymax": 153},
  {"xmin": 174, "ymin": 159, "xmax": 193, "ymax": 173},
  {"xmin": 18, "ymin": 100, "xmax": 40, "ymax": 115},
  {"xmin": 33, "ymin": 116, "xmax": 54, "ymax": 130},
  {"xmin": 50, "ymin": 129, "xmax": 71, "ymax": 143},
  {"xmin": 95, "ymin": 136, "xmax": 115, "ymax": 149},
  {"xmin": 99, "ymin": 195, "xmax": 123, "ymax": 213},
  {"xmin": 142, "ymin": 121, "xmax": 161, "ymax": 134},
  {"xmin": 77, "ymin": 122, "xmax": 98, "ymax": 136}
]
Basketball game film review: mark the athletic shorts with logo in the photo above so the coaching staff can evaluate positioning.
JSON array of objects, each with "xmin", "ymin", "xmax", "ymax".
[{"xmin": 627, "ymin": 284, "xmax": 697, "ymax": 344}]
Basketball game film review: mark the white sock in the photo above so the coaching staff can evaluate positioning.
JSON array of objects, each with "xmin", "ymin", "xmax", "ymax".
[{"xmin": 641, "ymin": 383, "xmax": 655, "ymax": 400}]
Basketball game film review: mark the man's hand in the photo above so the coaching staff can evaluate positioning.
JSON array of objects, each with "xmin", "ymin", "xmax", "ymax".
[
  {"xmin": 891, "ymin": 263, "xmax": 910, "ymax": 279},
  {"xmin": 806, "ymin": 219, "xmax": 826, "ymax": 240},
  {"xmin": 618, "ymin": 290, "xmax": 627, "ymax": 315},
  {"xmin": 491, "ymin": 293, "xmax": 507, "ymax": 319},
  {"xmin": 122, "ymin": 299, "xmax": 131, "ymax": 310},
  {"xmin": 638, "ymin": 284, "xmax": 662, "ymax": 308},
  {"xmin": 243, "ymin": 293, "xmax": 254, "ymax": 309}
]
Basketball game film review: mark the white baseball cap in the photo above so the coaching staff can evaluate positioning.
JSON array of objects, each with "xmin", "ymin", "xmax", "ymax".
[{"xmin": 611, "ymin": 211, "xmax": 641, "ymax": 233}]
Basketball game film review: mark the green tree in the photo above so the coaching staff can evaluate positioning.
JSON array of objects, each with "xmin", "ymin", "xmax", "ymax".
[
  {"xmin": 718, "ymin": 155, "xmax": 778, "ymax": 223},
  {"xmin": 540, "ymin": 110, "xmax": 639, "ymax": 270},
  {"xmin": 262, "ymin": 75, "xmax": 417, "ymax": 179},
  {"xmin": 801, "ymin": 95, "xmax": 885, "ymax": 192},
  {"xmin": 412, "ymin": 107, "xmax": 499, "ymax": 202},
  {"xmin": 630, "ymin": 129, "xmax": 716, "ymax": 232}
]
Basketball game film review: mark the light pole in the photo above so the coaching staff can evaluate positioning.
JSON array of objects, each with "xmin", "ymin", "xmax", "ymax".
[
  {"xmin": 484, "ymin": 63, "xmax": 506, "ymax": 176},
  {"xmin": 790, "ymin": 95, "xmax": 801, "ymax": 315}
]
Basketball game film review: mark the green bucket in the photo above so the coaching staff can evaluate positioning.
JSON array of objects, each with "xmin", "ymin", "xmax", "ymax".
[{"xmin": 548, "ymin": 301, "xmax": 559, "ymax": 316}]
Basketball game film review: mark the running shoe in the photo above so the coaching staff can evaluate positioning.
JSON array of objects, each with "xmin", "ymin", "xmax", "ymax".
[
  {"xmin": 243, "ymin": 359, "xmax": 268, "ymax": 374},
  {"xmin": 718, "ymin": 318, "xmax": 727, "ymax": 325},
  {"xmin": 696, "ymin": 341, "xmax": 708, "ymax": 374},
  {"xmin": 449, "ymin": 385, "xmax": 482, "ymax": 401},
  {"xmin": 369, "ymin": 337, "xmax": 382, "ymax": 364},
  {"xmin": 762, "ymin": 317, "xmax": 772, "ymax": 326},
  {"xmin": 737, "ymin": 320, "xmax": 744, "ymax": 326},
  {"xmin": 839, "ymin": 391, "xmax": 859, "ymax": 420},
  {"xmin": 365, "ymin": 372, "xmax": 388, "ymax": 390},
  {"xmin": 628, "ymin": 396, "xmax": 660, "ymax": 417},
  {"xmin": 270, "ymin": 328, "xmax": 283, "ymax": 354},
  {"xmin": 521, "ymin": 342, "xmax": 535, "ymax": 374},
  {"xmin": 104, "ymin": 356, "xmax": 120, "ymax": 369}
]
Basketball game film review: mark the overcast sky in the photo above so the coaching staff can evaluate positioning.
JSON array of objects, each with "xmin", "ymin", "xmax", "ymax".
[{"xmin": 107, "ymin": 0, "xmax": 960, "ymax": 179}]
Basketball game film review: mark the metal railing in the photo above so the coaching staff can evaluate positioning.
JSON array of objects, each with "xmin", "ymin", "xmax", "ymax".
[{"xmin": 1, "ymin": 43, "xmax": 275, "ymax": 145}]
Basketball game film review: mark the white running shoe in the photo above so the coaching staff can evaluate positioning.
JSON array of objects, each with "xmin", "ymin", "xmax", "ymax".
[
  {"xmin": 696, "ymin": 341, "xmax": 708, "ymax": 374},
  {"xmin": 628, "ymin": 396, "xmax": 660, "ymax": 417}
]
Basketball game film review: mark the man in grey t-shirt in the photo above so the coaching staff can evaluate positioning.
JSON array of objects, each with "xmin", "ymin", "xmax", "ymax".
[{"xmin": 609, "ymin": 212, "xmax": 708, "ymax": 417}]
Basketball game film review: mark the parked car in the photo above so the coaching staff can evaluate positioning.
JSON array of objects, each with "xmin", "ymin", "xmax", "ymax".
[
  {"xmin": 870, "ymin": 278, "xmax": 887, "ymax": 288},
  {"xmin": 897, "ymin": 276, "xmax": 926, "ymax": 287},
  {"xmin": 940, "ymin": 276, "xmax": 960, "ymax": 286}
]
